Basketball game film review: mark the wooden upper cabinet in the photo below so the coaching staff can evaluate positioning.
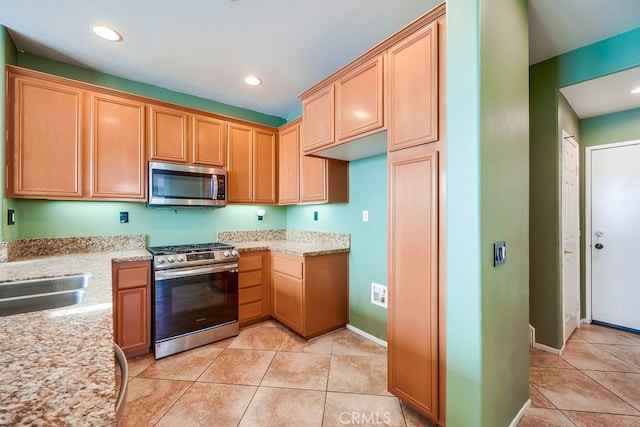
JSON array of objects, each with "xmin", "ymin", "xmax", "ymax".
[
  {"xmin": 192, "ymin": 114, "xmax": 226, "ymax": 167},
  {"xmin": 301, "ymin": 156, "xmax": 348, "ymax": 204},
  {"xmin": 301, "ymin": 85, "xmax": 335, "ymax": 153},
  {"xmin": 9, "ymin": 74, "xmax": 84, "ymax": 198},
  {"xmin": 278, "ymin": 121, "xmax": 301, "ymax": 204},
  {"xmin": 388, "ymin": 22, "xmax": 439, "ymax": 151},
  {"xmin": 90, "ymin": 93, "xmax": 146, "ymax": 200},
  {"xmin": 253, "ymin": 128, "xmax": 277, "ymax": 204},
  {"xmin": 228, "ymin": 123, "xmax": 277, "ymax": 204},
  {"xmin": 148, "ymin": 104, "xmax": 189, "ymax": 163},
  {"xmin": 336, "ymin": 54, "xmax": 385, "ymax": 142}
]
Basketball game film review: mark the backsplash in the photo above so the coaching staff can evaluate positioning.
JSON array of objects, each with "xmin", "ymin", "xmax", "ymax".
[
  {"xmin": 218, "ymin": 229, "xmax": 350, "ymax": 247},
  {"xmin": 4, "ymin": 235, "xmax": 147, "ymax": 261}
]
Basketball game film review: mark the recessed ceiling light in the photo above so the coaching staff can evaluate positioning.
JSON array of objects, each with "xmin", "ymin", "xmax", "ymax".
[
  {"xmin": 244, "ymin": 75, "xmax": 262, "ymax": 86},
  {"xmin": 631, "ymin": 86, "xmax": 640, "ymax": 94},
  {"xmin": 92, "ymin": 25, "xmax": 122, "ymax": 42}
]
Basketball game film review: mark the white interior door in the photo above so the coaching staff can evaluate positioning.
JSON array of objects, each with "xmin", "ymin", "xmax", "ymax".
[
  {"xmin": 590, "ymin": 141, "xmax": 640, "ymax": 332},
  {"xmin": 562, "ymin": 135, "xmax": 580, "ymax": 343}
]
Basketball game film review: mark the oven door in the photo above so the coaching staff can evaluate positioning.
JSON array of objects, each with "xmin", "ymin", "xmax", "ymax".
[{"xmin": 154, "ymin": 263, "xmax": 238, "ymax": 342}]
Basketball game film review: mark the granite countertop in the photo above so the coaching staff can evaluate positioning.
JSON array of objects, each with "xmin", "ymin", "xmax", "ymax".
[
  {"xmin": 0, "ymin": 246, "xmax": 151, "ymax": 426},
  {"xmin": 218, "ymin": 229, "xmax": 350, "ymax": 256}
]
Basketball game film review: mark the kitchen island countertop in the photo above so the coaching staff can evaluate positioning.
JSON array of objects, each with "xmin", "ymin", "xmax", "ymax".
[{"xmin": 0, "ymin": 249, "xmax": 151, "ymax": 426}]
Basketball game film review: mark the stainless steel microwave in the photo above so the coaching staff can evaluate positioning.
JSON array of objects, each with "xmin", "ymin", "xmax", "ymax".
[{"xmin": 148, "ymin": 161, "xmax": 227, "ymax": 207}]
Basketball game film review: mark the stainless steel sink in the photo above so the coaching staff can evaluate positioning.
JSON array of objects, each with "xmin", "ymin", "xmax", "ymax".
[{"xmin": 0, "ymin": 274, "xmax": 91, "ymax": 316}]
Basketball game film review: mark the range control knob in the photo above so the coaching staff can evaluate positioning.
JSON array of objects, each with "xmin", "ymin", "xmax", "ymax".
[
  {"xmin": 231, "ymin": 250, "xmax": 238, "ymax": 257},
  {"xmin": 157, "ymin": 257, "xmax": 165, "ymax": 264},
  {"xmin": 223, "ymin": 250, "xmax": 231, "ymax": 257},
  {"xmin": 167, "ymin": 256, "xmax": 175, "ymax": 263},
  {"xmin": 177, "ymin": 256, "xmax": 185, "ymax": 262}
]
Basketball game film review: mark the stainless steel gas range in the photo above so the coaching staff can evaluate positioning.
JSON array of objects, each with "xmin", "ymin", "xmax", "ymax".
[{"xmin": 147, "ymin": 242, "xmax": 239, "ymax": 359}]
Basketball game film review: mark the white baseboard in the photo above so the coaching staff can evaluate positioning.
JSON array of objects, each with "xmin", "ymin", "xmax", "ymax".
[
  {"xmin": 533, "ymin": 342, "xmax": 564, "ymax": 355},
  {"xmin": 509, "ymin": 399, "xmax": 531, "ymax": 427},
  {"xmin": 345, "ymin": 324, "xmax": 388, "ymax": 348}
]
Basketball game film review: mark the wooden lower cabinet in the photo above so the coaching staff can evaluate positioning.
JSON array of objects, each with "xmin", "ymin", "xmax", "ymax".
[
  {"xmin": 112, "ymin": 260, "xmax": 151, "ymax": 358},
  {"xmin": 271, "ymin": 251, "xmax": 348, "ymax": 339},
  {"xmin": 238, "ymin": 250, "xmax": 270, "ymax": 326},
  {"xmin": 388, "ymin": 142, "xmax": 445, "ymax": 424}
]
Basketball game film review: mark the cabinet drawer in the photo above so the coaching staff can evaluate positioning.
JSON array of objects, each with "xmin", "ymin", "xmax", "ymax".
[
  {"xmin": 239, "ymin": 300, "xmax": 263, "ymax": 320},
  {"xmin": 239, "ymin": 270, "xmax": 263, "ymax": 289},
  {"xmin": 115, "ymin": 264, "xmax": 150, "ymax": 290},
  {"xmin": 239, "ymin": 286, "xmax": 263, "ymax": 304},
  {"xmin": 238, "ymin": 254, "xmax": 263, "ymax": 271},
  {"xmin": 272, "ymin": 255, "xmax": 303, "ymax": 279}
]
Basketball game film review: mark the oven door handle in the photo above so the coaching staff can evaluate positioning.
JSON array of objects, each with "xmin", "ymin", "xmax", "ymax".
[{"xmin": 155, "ymin": 263, "xmax": 238, "ymax": 280}]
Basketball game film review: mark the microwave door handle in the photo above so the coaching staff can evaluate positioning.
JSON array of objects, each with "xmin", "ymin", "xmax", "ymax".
[
  {"xmin": 211, "ymin": 175, "xmax": 216, "ymax": 200},
  {"xmin": 155, "ymin": 263, "xmax": 238, "ymax": 279}
]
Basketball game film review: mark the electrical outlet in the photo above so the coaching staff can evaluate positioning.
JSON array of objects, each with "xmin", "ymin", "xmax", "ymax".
[
  {"xmin": 362, "ymin": 210, "xmax": 369, "ymax": 222},
  {"xmin": 7, "ymin": 209, "xmax": 15, "ymax": 225},
  {"xmin": 371, "ymin": 282, "xmax": 387, "ymax": 308},
  {"xmin": 494, "ymin": 241, "xmax": 506, "ymax": 266},
  {"xmin": 119, "ymin": 212, "xmax": 129, "ymax": 223},
  {"xmin": 313, "ymin": 211, "xmax": 318, "ymax": 221}
]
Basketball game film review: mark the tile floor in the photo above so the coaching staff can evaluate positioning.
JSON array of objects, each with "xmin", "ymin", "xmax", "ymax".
[
  {"xmin": 519, "ymin": 323, "xmax": 640, "ymax": 426},
  {"xmin": 117, "ymin": 320, "xmax": 437, "ymax": 426}
]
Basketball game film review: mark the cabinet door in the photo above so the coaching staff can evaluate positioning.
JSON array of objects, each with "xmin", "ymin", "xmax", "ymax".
[
  {"xmin": 272, "ymin": 272, "xmax": 303, "ymax": 333},
  {"xmin": 115, "ymin": 287, "xmax": 149, "ymax": 353},
  {"xmin": 300, "ymin": 155, "xmax": 327, "ymax": 202},
  {"xmin": 192, "ymin": 114, "xmax": 226, "ymax": 167},
  {"xmin": 302, "ymin": 85, "xmax": 335, "ymax": 153},
  {"xmin": 388, "ymin": 144, "xmax": 440, "ymax": 419},
  {"xmin": 388, "ymin": 23, "xmax": 439, "ymax": 151},
  {"xmin": 253, "ymin": 129, "xmax": 277, "ymax": 204},
  {"xmin": 336, "ymin": 54, "xmax": 385, "ymax": 142},
  {"xmin": 227, "ymin": 123, "xmax": 253, "ymax": 202},
  {"xmin": 90, "ymin": 93, "xmax": 146, "ymax": 199},
  {"xmin": 148, "ymin": 105, "xmax": 189, "ymax": 162},
  {"xmin": 9, "ymin": 75, "xmax": 84, "ymax": 198},
  {"xmin": 278, "ymin": 122, "xmax": 300, "ymax": 204}
]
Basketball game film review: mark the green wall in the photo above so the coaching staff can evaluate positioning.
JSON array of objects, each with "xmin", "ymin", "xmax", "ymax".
[
  {"xmin": 1, "ymin": 26, "xmax": 18, "ymax": 242},
  {"xmin": 12, "ymin": 200, "xmax": 286, "ymax": 247},
  {"xmin": 287, "ymin": 154, "xmax": 388, "ymax": 341},
  {"xmin": 529, "ymin": 27, "xmax": 640, "ymax": 349},
  {"xmin": 447, "ymin": 0, "xmax": 530, "ymax": 425},
  {"xmin": 478, "ymin": 0, "xmax": 530, "ymax": 425}
]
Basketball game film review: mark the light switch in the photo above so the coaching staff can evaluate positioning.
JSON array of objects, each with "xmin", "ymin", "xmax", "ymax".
[
  {"xmin": 362, "ymin": 210, "xmax": 369, "ymax": 222},
  {"xmin": 494, "ymin": 241, "xmax": 506, "ymax": 266}
]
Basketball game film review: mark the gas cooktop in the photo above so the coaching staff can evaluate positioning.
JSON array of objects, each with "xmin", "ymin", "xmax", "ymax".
[{"xmin": 147, "ymin": 242, "xmax": 234, "ymax": 256}]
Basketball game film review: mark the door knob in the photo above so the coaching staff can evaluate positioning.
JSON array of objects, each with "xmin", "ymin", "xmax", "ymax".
[
  {"xmin": 564, "ymin": 249, "xmax": 573, "ymax": 254},
  {"xmin": 595, "ymin": 243, "xmax": 604, "ymax": 249}
]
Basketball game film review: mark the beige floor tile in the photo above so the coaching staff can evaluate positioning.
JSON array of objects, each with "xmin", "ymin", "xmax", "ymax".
[
  {"xmin": 582, "ymin": 370, "xmax": 640, "ymax": 411},
  {"xmin": 529, "ymin": 367, "xmax": 639, "ymax": 415},
  {"xmin": 118, "ymin": 377, "xmax": 191, "ymax": 427},
  {"xmin": 400, "ymin": 402, "xmax": 438, "ymax": 427},
  {"xmin": 596, "ymin": 343, "xmax": 640, "ymax": 371},
  {"xmin": 328, "ymin": 354, "xmax": 392, "ymax": 396},
  {"xmin": 198, "ymin": 348, "xmax": 276, "ymax": 385},
  {"xmin": 126, "ymin": 353, "xmax": 155, "ymax": 378},
  {"xmin": 529, "ymin": 384, "xmax": 555, "ymax": 409},
  {"xmin": 239, "ymin": 386, "xmax": 325, "ymax": 427},
  {"xmin": 262, "ymin": 351, "xmax": 331, "ymax": 390},
  {"xmin": 322, "ymin": 392, "xmax": 404, "ymax": 427},
  {"xmin": 529, "ymin": 347, "xmax": 574, "ymax": 369},
  {"xmin": 228, "ymin": 322, "xmax": 287, "ymax": 350},
  {"xmin": 517, "ymin": 408, "xmax": 575, "ymax": 427},
  {"xmin": 280, "ymin": 330, "xmax": 334, "ymax": 354},
  {"xmin": 155, "ymin": 382, "xmax": 256, "ymax": 427},
  {"xmin": 138, "ymin": 344, "xmax": 223, "ymax": 381},
  {"xmin": 331, "ymin": 328, "xmax": 387, "ymax": 358},
  {"xmin": 562, "ymin": 410, "xmax": 640, "ymax": 427},
  {"xmin": 570, "ymin": 324, "xmax": 640, "ymax": 345},
  {"xmin": 561, "ymin": 342, "xmax": 640, "ymax": 373}
]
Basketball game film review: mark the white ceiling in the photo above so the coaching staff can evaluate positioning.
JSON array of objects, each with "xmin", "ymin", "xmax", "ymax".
[{"xmin": 1, "ymin": 0, "xmax": 639, "ymax": 121}]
